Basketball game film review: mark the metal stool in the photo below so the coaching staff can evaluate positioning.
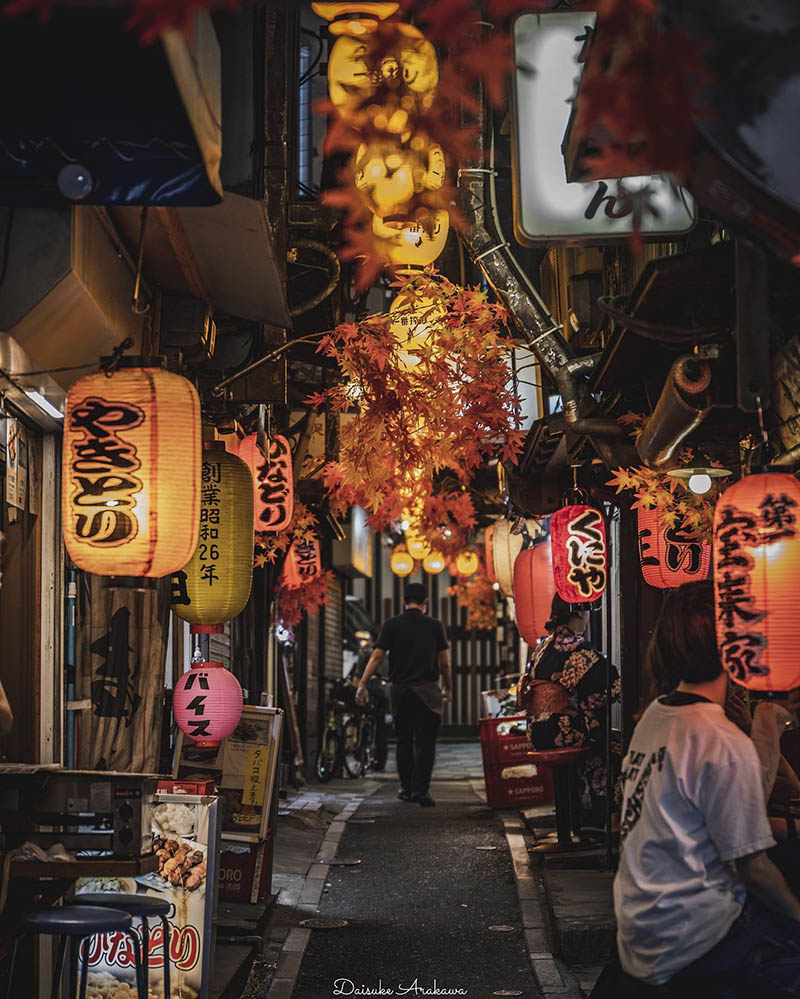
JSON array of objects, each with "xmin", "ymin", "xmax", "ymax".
[
  {"xmin": 7, "ymin": 905, "xmax": 145, "ymax": 999},
  {"xmin": 526, "ymin": 747, "xmax": 588, "ymax": 851},
  {"xmin": 71, "ymin": 893, "xmax": 171, "ymax": 999}
]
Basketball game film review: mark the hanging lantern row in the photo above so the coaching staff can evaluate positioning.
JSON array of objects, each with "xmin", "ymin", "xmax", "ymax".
[
  {"xmin": 170, "ymin": 442, "xmax": 254, "ymax": 634},
  {"xmin": 550, "ymin": 504, "xmax": 608, "ymax": 604},
  {"xmin": 390, "ymin": 546, "xmax": 415, "ymax": 577},
  {"xmin": 637, "ymin": 507, "xmax": 711, "ymax": 590},
  {"xmin": 492, "ymin": 518, "xmax": 541, "ymax": 596},
  {"xmin": 174, "ymin": 659, "xmax": 244, "ymax": 748}
]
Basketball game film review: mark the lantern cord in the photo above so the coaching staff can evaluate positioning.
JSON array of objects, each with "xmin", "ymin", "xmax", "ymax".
[
  {"xmin": 131, "ymin": 207, "xmax": 151, "ymax": 317},
  {"xmin": 100, "ymin": 338, "xmax": 136, "ymax": 377}
]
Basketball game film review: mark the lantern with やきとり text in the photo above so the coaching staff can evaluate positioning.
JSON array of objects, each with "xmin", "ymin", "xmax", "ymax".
[
  {"xmin": 283, "ymin": 535, "xmax": 323, "ymax": 590},
  {"xmin": 551, "ymin": 504, "xmax": 607, "ymax": 604},
  {"xmin": 170, "ymin": 443, "xmax": 254, "ymax": 634},
  {"xmin": 174, "ymin": 660, "xmax": 243, "ymax": 748},
  {"xmin": 637, "ymin": 507, "xmax": 711, "ymax": 589},
  {"xmin": 713, "ymin": 473, "xmax": 800, "ymax": 691},
  {"xmin": 238, "ymin": 434, "xmax": 294, "ymax": 534},
  {"xmin": 513, "ymin": 540, "xmax": 556, "ymax": 645},
  {"xmin": 455, "ymin": 550, "xmax": 479, "ymax": 577},
  {"xmin": 62, "ymin": 359, "xmax": 201, "ymax": 580},
  {"xmin": 390, "ymin": 547, "xmax": 415, "ymax": 577}
]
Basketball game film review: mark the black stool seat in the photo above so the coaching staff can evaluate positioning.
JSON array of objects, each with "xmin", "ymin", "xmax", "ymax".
[
  {"xmin": 22, "ymin": 905, "xmax": 132, "ymax": 936},
  {"xmin": 73, "ymin": 893, "xmax": 170, "ymax": 918}
]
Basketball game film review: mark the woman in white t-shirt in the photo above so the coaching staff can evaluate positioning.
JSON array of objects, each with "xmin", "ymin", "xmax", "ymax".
[{"xmin": 613, "ymin": 581, "xmax": 800, "ymax": 994}]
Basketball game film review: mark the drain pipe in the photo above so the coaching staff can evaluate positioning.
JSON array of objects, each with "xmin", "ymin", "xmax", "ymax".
[
  {"xmin": 457, "ymin": 90, "xmax": 624, "ymax": 445},
  {"xmin": 636, "ymin": 356, "xmax": 712, "ymax": 468}
]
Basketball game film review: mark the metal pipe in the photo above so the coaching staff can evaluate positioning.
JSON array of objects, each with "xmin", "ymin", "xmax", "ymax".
[
  {"xmin": 636, "ymin": 356, "xmax": 712, "ymax": 468},
  {"xmin": 773, "ymin": 443, "xmax": 800, "ymax": 469},
  {"xmin": 65, "ymin": 568, "xmax": 77, "ymax": 770}
]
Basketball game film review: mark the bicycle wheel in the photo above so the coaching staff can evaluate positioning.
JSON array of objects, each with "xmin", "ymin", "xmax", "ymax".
[
  {"xmin": 316, "ymin": 729, "xmax": 341, "ymax": 783},
  {"xmin": 342, "ymin": 716, "xmax": 365, "ymax": 778}
]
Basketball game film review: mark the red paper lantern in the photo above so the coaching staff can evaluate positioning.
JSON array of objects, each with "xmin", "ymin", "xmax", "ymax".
[
  {"xmin": 283, "ymin": 535, "xmax": 322, "ymax": 590},
  {"xmin": 174, "ymin": 660, "xmax": 243, "ymax": 748},
  {"xmin": 485, "ymin": 524, "xmax": 497, "ymax": 584},
  {"xmin": 551, "ymin": 504, "xmax": 607, "ymax": 603},
  {"xmin": 637, "ymin": 507, "xmax": 711, "ymax": 589},
  {"xmin": 713, "ymin": 472, "xmax": 800, "ymax": 691},
  {"xmin": 238, "ymin": 433, "xmax": 294, "ymax": 534},
  {"xmin": 513, "ymin": 539, "xmax": 556, "ymax": 644}
]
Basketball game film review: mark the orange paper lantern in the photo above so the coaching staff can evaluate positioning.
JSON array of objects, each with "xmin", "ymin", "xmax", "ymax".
[
  {"xmin": 637, "ymin": 507, "xmax": 711, "ymax": 589},
  {"xmin": 239, "ymin": 433, "xmax": 294, "ymax": 534},
  {"xmin": 551, "ymin": 504, "xmax": 607, "ymax": 604},
  {"xmin": 62, "ymin": 359, "xmax": 201, "ymax": 579},
  {"xmin": 390, "ymin": 547, "xmax": 415, "ymax": 577},
  {"xmin": 513, "ymin": 539, "xmax": 556, "ymax": 644},
  {"xmin": 713, "ymin": 472, "xmax": 800, "ymax": 691},
  {"xmin": 283, "ymin": 535, "xmax": 323, "ymax": 590}
]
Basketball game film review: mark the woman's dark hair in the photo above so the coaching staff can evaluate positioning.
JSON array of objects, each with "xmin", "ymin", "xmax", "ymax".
[
  {"xmin": 648, "ymin": 580, "xmax": 723, "ymax": 689},
  {"xmin": 545, "ymin": 593, "xmax": 589, "ymax": 633}
]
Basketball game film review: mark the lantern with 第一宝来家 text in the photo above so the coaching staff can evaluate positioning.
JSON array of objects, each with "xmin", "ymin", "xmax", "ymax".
[
  {"xmin": 62, "ymin": 357, "xmax": 201, "ymax": 582},
  {"xmin": 550, "ymin": 504, "xmax": 607, "ymax": 604},
  {"xmin": 713, "ymin": 472, "xmax": 800, "ymax": 692},
  {"xmin": 170, "ymin": 442, "xmax": 254, "ymax": 635}
]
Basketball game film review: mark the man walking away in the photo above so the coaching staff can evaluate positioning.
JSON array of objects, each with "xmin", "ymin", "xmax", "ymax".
[{"xmin": 356, "ymin": 582, "xmax": 451, "ymax": 806}]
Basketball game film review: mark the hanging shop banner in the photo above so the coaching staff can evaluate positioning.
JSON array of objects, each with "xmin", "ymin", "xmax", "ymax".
[
  {"xmin": 75, "ymin": 571, "xmax": 171, "ymax": 773},
  {"xmin": 239, "ymin": 433, "xmax": 294, "ymax": 534},
  {"xmin": 551, "ymin": 504, "xmax": 607, "ymax": 603},
  {"xmin": 637, "ymin": 507, "xmax": 711, "ymax": 589},
  {"xmin": 76, "ymin": 793, "xmax": 220, "ymax": 999},
  {"xmin": 5, "ymin": 417, "xmax": 27, "ymax": 511},
  {"xmin": 283, "ymin": 535, "xmax": 322, "ymax": 589},
  {"xmin": 511, "ymin": 12, "xmax": 695, "ymax": 245}
]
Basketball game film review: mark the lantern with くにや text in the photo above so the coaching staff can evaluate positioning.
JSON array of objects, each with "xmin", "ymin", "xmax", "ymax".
[
  {"xmin": 390, "ymin": 547, "xmax": 415, "ymax": 577},
  {"xmin": 551, "ymin": 504, "xmax": 607, "ymax": 604},
  {"xmin": 174, "ymin": 660, "xmax": 243, "ymax": 747},
  {"xmin": 283, "ymin": 535, "xmax": 322, "ymax": 589},
  {"xmin": 238, "ymin": 433, "xmax": 294, "ymax": 534},
  {"xmin": 170, "ymin": 443, "xmax": 254, "ymax": 634},
  {"xmin": 513, "ymin": 539, "xmax": 556, "ymax": 645},
  {"xmin": 713, "ymin": 472, "xmax": 800, "ymax": 691},
  {"xmin": 62, "ymin": 358, "xmax": 201, "ymax": 581},
  {"xmin": 637, "ymin": 507, "xmax": 711, "ymax": 589}
]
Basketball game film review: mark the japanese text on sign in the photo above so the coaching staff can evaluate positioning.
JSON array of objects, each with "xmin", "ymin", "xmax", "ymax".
[
  {"xmin": 565, "ymin": 508, "xmax": 606, "ymax": 599},
  {"xmin": 256, "ymin": 436, "xmax": 293, "ymax": 531},
  {"xmin": 242, "ymin": 744, "xmax": 269, "ymax": 807},
  {"xmin": 182, "ymin": 670, "xmax": 211, "ymax": 740},
  {"xmin": 199, "ymin": 460, "xmax": 222, "ymax": 587}
]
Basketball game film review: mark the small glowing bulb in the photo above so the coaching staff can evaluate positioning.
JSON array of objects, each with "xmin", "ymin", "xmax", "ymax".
[
  {"xmin": 401, "ymin": 519, "xmax": 410, "ymax": 531},
  {"xmin": 444, "ymin": 529, "xmax": 452, "ymax": 538},
  {"xmin": 688, "ymin": 473, "xmax": 712, "ymax": 495},
  {"xmin": 492, "ymin": 582, "xmax": 500, "ymax": 591}
]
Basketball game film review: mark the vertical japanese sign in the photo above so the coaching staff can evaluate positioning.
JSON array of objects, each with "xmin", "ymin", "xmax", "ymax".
[
  {"xmin": 551, "ymin": 504, "xmax": 607, "ymax": 603},
  {"xmin": 254, "ymin": 434, "xmax": 294, "ymax": 533},
  {"xmin": 637, "ymin": 507, "xmax": 710, "ymax": 589},
  {"xmin": 283, "ymin": 535, "xmax": 322, "ymax": 589},
  {"xmin": 5, "ymin": 418, "xmax": 27, "ymax": 511},
  {"xmin": 199, "ymin": 457, "xmax": 222, "ymax": 588}
]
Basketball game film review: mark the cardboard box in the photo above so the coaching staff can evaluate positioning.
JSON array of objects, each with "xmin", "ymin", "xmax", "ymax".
[{"xmin": 219, "ymin": 835, "xmax": 273, "ymax": 904}]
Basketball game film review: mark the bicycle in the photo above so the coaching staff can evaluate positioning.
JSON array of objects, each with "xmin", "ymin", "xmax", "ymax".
[{"xmin": 316, "ymin": 679, "xmax": 352, "ymax": 782}]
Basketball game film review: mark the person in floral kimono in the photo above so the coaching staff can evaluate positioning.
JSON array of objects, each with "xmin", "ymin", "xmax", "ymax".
[{"xmin": 520, "ymin": 593, "xmax": 621, "ymax": 829}]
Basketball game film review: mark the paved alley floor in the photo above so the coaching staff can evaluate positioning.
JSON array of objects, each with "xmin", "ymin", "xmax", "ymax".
[{"xmin": 281, "ymin": 742, "xmax": 545, "ymax": 999}]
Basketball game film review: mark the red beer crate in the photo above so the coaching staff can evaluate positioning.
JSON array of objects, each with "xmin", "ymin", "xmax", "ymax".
[{"xmin": 479, "ymin": 716, "xmax": 554, "ymax": 808}]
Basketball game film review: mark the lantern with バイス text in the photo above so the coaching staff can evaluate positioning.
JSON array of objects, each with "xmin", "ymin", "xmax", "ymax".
[
  {"xmin": 238, "ymin": 433, "xmax": 294, "ymax": 534},
  {"xmin": 170, "ymin": 443, "xmax": 254, "ymax": 634},
  {"xmin": 62, "ymin": 358, "xmax": 201, "ymax": 580},
  {"xmin": 513, "ymin": 540, "xmax": 556, "ymax": 645},
  {"xmin": 174, "ymin": 660, "xmax": 243, "ymax": 747},
  {"xmin": 713, "ymin": 472, "xmax": 800, "ymax": 691},
  {"xmin": 283, "ymin": 535, "xmax": 322, "ymax": 590},
  {"xmin": 637, "ymin": 507, "xmax": 711, "ymax": 589},
  {"xmin": 551, "ymin": 504, "xmax": 607, "ymax": 604}
]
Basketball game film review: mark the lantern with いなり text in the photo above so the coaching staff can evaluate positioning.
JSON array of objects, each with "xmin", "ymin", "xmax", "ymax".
[
  {"xmin": 637, "ymin": 507, "xmax": 711, "ymax": 589},
  {"xmin": 62, "ymin": 358, "xmax": 201, "ymax": 580},
  {"xmin": 713, "ymin": 472, "xmax": 800, "ymax": 691},
  {"xmin": 283, "ymin": 535, "xmax": 323, "ymax": 590},
  {"xmin": 238, "ymin": 433, "xmax": 294, "ymax": 534},
  {"xmin": 455, "ymin": 550, "xmax": 479, "ymax": 577},
  {"xmin": 423, "ymin": 550, "xmax": 445, "ymax": 574},
  {"xmin": 174, "ymin": 660, "xmax": 243, "ymax": 747},
  {"xmin": 492, "ymin": 517, "xmax": 540, "ymax": 595},
  {"xmin": 390, "ymin": 547, "xmax": 415, "ymax": 577},
  {"xmin": 484, "ymin": 525, "xmax": 497, "ymax": 584},
  {"xmin": 170, "ymin": 443, "xmax": 254, "ymax": 634},
  {"xmin": 513, "ymin": 539, "xmax": 556, "ymax": 645},
  {"xmin": 551, "ymin": 504, "xmax": 607, "ymax": 604}
]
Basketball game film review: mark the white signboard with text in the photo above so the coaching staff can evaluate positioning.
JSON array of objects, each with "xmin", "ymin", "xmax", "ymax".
[{"xmin": 512, "ymin": 12, "xmax": 695, "ymax": 244}]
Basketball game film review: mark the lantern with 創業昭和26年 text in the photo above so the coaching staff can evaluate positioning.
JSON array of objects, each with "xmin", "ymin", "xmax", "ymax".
[
  {"xmin": 550, "ymin": 504, "xmax": 607, "ymax": 604},
  {"xmin": 170, "ymin": 442, "xmax": 254, "ymax": 635},
  {"xmin": 61, "ymin": 357, "xmax": 201, "ymax": 583},
  {"xmin": 713, "ymin": 471, "xmax": 800, "ymax": 692}
]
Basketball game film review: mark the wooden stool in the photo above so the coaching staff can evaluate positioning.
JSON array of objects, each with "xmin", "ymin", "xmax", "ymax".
[{"xmin": 526, "ymin": 747, "xmax": 588, "ymax": 850}]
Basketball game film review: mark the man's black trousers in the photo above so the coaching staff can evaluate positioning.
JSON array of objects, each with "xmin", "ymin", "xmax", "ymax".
[{"xmin": 394, "ymin": 689, "xmax": 441, "ymax": 794}]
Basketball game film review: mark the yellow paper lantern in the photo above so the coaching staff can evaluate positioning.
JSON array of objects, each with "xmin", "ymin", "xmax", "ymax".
[
  {"xmin": 455, "ymin": 550, "xmax": 479, "ymax": 576},
  {"xmin": 423, "ymin": 550, "xmax": 446, "ymax": 574},
  {"xmin": 312, "ymin": 2, "xmax": 399, "ymax": 36},
  {"xmin": 62, "ymin": 359, "xmax": 201, "ymax": 579},
  {"xmin": 390, "ymin": 547, "xmax": 415, "ymax": 577},
  {"xmin": 352, "ymin": 139, "xmax": 445, "ymax": 217},
  {"xmin": 406, "ymin": 532, "xmax": 430, "ymax": 560},
  {"xmin": 373, "ymin": 210, "xmax": 449, "ymax": 268},
  {"xmin": 389, "ymin": 286, "xmax": 446, "ymax": 367},
  {"xmin": 171, "ymin": 443, "xmax": 254, "ymax": 633}
]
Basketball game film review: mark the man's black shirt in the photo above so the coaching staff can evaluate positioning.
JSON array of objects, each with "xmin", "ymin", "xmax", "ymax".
[{"xmin": 375, "ymin": 608, "xmax": 448, "ymax": 685}]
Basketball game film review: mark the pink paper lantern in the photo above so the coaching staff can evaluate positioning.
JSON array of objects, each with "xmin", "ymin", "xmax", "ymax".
[{"xmin": 174, "ymin": 661, "xmax": 243, "ymax": 747}]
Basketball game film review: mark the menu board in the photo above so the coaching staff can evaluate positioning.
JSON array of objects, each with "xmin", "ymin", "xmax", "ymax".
[
  {"xmin": 174, "ymin": 706, "xmax": 283, "ymax": 841},
  {"xmin": 5, "ymin": 418, "xmax": 27, "ymax": 511},
  {"xmin": 75, "ymin": 793, "xmax": 220, "ymax": 999}
]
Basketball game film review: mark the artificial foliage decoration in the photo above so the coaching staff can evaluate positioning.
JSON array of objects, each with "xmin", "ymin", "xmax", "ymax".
[
  {"xmin": 713, "ymin": 472, "xmax": 800, "ymax": 693},
  {"xmin": 308, "ymin": 272, "xmax": 523, "ymax": 543},
  {"xmin": 447, "ymin": 564, "xmax": 497, "ymax": 631},
  {"xmin": 637, "ymin": 506, "xmax": 711, "ymax": 590},
  {"xmin": 253, "ymin": 502, "xmax": 318, "ymax": 568},
  {"xmin": 276, "ymin": 571, "xmax": 333, "ymax": 627}
]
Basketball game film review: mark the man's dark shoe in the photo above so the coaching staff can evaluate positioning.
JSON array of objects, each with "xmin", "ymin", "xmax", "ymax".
[
  {"xmin": 397, "ymin": 788, "xmax": 414, "ymax": 802},
  {"xmin": 414, "ymin": 792, "xmax": 435, "ymax": 807}
]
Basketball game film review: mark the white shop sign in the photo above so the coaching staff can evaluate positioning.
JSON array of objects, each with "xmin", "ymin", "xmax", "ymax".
[{"xmin": 511, "ymin": 11, "xmax": 695, "ymax": 245}]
